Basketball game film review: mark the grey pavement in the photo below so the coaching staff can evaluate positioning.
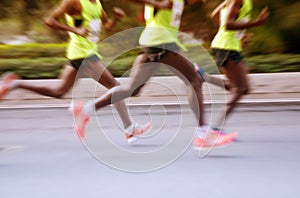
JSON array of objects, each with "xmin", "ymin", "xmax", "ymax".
[{"xmin": 0, "ymin": 104, "xmax": 300, "ymax": 198}]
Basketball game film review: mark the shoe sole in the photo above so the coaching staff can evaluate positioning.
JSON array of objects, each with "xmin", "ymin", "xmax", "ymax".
[
  {"xmin": 126, "ymin": 122, "xmax": 153, "ymax": 144},
  {"xmin": 192, "ymin": 136, "xmax": 234, "ymax": 151},
  {"xmin": 192, "ymin": 142, "xmax": 232, "ymax": 151}
]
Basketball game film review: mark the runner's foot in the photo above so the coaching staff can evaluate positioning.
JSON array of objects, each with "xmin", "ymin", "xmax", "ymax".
[
  {"xmin": 0, "ymin": 72, "xmax": 19, "ymax": 100},
  {"xmin": 69, "ymin": 102, "xmax": 90, "ymax": 140},
  {"xmin": 126, "ymin": 122, "xmax": 153, "ymax": 144},
  {"xmin": 193, "ymin": 131, "xmax": 234, "ymax": 150},
  {"xmin": 212, "ymin": 129, "xmax": 238, "ymax": 141}
]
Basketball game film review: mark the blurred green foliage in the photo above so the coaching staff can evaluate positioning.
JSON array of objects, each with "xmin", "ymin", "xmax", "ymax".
[
  {"xmin": 0, "ymin": 44, "xmax": 299, "ymax": 79},
  {"xmin": 181, "ymin": 0, "xmax": 300, "ymax": 54},
  {"xmin": 0, "ymin": 43, "xmax": 66, "ymax": 58},
  {"xmin": 0, "ymin": 0, "xmax": 299, "ymax": 53},
  {"xmin": 0, "ymin": 0, "xmax": 299, "ymax": 79}
]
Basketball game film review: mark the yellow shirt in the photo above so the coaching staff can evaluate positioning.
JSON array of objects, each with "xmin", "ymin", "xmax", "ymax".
[
  {"xmin": 65, "ymin": 0, "xmax": 102, "ymax": 60},
  {"xmin": 211, "ymin": 0, "xmax": 253, "ymax": 52}
]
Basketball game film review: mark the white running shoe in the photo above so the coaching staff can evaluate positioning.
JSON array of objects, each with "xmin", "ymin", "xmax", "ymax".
[{"xmin": 125, "ymin": 122, "xmax": 153, "ymax": 144}]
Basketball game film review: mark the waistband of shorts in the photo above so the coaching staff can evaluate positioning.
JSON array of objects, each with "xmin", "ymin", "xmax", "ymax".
[{"xmin": 142, "ymin": 43, "xmax": 180, "ymax": 51}]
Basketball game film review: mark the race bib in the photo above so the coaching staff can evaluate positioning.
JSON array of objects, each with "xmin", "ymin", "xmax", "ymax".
[
  {"xmin": 87, "ymin": 19, "xmax": 101, "ymax": 43},
  {"xmin": 170, "ymin": 1, "xmax": 184, "ymax": 28},
  {"xmin": 144, "ymin": 5, "xmax": 152, "ymax": 21},
  {"xmin": 235, "ymin": 18, "xmax": 249, "ymax": 39}
]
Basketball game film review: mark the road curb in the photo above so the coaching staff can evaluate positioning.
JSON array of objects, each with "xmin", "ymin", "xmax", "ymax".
[
  {"xmin": 1, "ymin": 73, "xmax": 300, "ymax": 109},
  {"xmin": 1, "ymin": 98, "xmax": 300, "ymax": 110}
]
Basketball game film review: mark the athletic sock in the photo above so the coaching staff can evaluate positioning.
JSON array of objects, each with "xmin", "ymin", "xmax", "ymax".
[
  {"xmin": 196, "ymin": 125, "xmax": 209, "ymax": 138},
  {"xmin": 82, "ymin": 100, "xmax": 95, "ymax": 116},
  {"xmin": 8, "ymin": 80, "xmax": 20, "ymax": 90},
  {"xmin": 125, "ymin": 122, "xmax": 138, "ymax": 135}
]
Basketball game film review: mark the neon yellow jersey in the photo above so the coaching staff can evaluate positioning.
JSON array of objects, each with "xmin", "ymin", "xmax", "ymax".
[
  {"xmin": 211, "ymin": 0, "xmax": 253, "ymax": 52},
  {"xmin": 139, "ymin": 0, "xmax": 185, "ymax": 47},
  {"xmin": 65, "ymin": 0, "xmax": 103, "ymax": 60}
]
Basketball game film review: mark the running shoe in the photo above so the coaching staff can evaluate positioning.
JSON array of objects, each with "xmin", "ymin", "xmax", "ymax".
[
  {"xmin": 212, "ymin": 129, "xmax": 238, "ymax": 142},
  {"xmin": 126, "ymin": 122, "xmax": 153, "ymax": 144},
  {"xmin": 0, "ymin": 72, "xmax": 19, "ymax": 100},
  {"xmin": 192, "ymin": 131, "xmax": 234, "ymax": 150},
  {"xmin": 69, "ymin": 102, "xmax": 90, "ymax": 140}
]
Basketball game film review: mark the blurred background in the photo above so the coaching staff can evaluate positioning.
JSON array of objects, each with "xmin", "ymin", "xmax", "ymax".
[{"xmin": 0, "ymin": 0, "xmax": 299, "ymax": 78}]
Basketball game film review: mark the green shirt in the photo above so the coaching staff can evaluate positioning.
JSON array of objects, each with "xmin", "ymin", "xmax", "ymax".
[
  {"xmin": 211, "ymin": 0, "xmax": 253, "ymax": 52},
  {"xmin": 65, "ymin": 0, "xmax": 102, "ymax": 60},
  {"xmin": 139, "ymin": 0, "xmax": 185, "ymax": 47}
]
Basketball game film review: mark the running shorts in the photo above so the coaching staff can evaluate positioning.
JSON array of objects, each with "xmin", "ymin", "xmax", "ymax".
[
  {"xmin": 140, "ymin": 43, "xmax": 181, "ymax": 62},
  {"xmin": 69, "ymin": 54, "xmax": 100, "ymax": 70},
  {"xmin": 212, "ymin": 49, "xmax": 243, "ymax": 67}
]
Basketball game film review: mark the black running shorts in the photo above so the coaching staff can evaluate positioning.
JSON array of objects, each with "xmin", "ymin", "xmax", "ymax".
[
  {"xmin": 140, "ymin": 43, "xmax": 181, "ymax": 62},
  {"xmin": 69, "ymin": 54, "xmax": 100, "ymax": 70},
  {"xmin": 212, "ymin": 49, "xmax": 243, "ymax": 67}
]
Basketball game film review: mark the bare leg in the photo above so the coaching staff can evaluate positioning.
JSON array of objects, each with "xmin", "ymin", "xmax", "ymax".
[
  {"xmin": 159, "ymin": 52, "xmax": 205, "ymax": 127},
  {"xmin": 92, "ymin": 51, "xmax": 204, "ymax": 127},
  {"xmin": 223, "ymin": 60, "xmax": 249, "ymax": 116},
  {"xmin": 195, "ymin": 65, "xmax": 230, "ymax": 90},
  {"xmin": 202, "ymin": 73, "xmax": 231, "ymax": 91},
  {"xmin": 93, "ymin": 54, "xmax": 161, "ymax": 109},
  {"xmin": 85, "ymin": 60, "xmax": 134, "ymax": 129},
  {"xmin": 15, "ymin": 65, "xmax": 77, "ymax": 98},
  {"xmin": 213, "ymin": 60, "xmax": 250, "ymax": 128}
]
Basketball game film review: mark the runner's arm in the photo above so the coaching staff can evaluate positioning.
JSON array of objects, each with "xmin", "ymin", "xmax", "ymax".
[
  {"xmin": 210, "ymin": 1, "xmax": 226, "ymax": 24},
  {"xmin": 102, "ymin": 7, "xmax": 126, "ymax": 31},
  {"xmin": 128, "ymin": 0, "xmax": 172, "ymax": 9},
  {"xmin": 226, "ymin": 0, "xmax": 269, "ymax": 30},
  {"xmin": 44, "ymin": 0, "xmax": 87, "ymax": 37}
]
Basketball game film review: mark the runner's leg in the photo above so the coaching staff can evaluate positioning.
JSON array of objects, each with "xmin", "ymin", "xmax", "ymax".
[
  {"xmin": 223, "ymin": 60, "xmax": 249, "ymax": 116},
  {"xmin": 202, "ymin": 73, "xmax": 231, "ymax": 90},
  {"xmin": 85, "ymin": 60, "xmax": 132, "ymax": 129},
  {"xmin": 93, "ymin": 53, "xmax": 161, "ymax": 109},
  {"xmin": 158, "ymin": 51, "xmax": 204, "ymax": 127},
  {"xmin": 159, "ymin": 51, "xmax": 233, "ymax": 147},
  {"xmin": 16, "ymin": 64, "xmax": 77, "ymax": 98},
  {"xmin": 213, "ymin": 59, "xmax": 249, "ymax": 129}
]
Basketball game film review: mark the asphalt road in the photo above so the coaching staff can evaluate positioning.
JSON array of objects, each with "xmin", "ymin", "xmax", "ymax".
[{"xmin": 0, "ymin": 104, "xmax": 300, "ymax": 198}]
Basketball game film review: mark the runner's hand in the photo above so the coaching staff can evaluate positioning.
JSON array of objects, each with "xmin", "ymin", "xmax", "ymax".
[
  {"xmin": 74, "ymin": 27, "xmax": 88, "ymax": 37},
  {"xmin": 113, "ymin": 7, "xmax": 126, "ymax": 21},
  {"xmin": 241, "ymin": 32, "xmax": 254, "ymax": 48},
  {"xmin": 255, "ymin": 6, "xmax": 269, "ymax": 25}
]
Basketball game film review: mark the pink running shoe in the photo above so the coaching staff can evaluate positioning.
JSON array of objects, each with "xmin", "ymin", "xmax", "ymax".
[
  {"xmin": 125, "ymin": 122, "xmax": 153, "ymax": 144},
  {"xmin": 213, "ymin": 129, "xmax": 238, "ymax": 142},
  {"xmin": 0, "ymin": 72, "xmax": 19, "ymax": 100},
  {"xmin": 69, "ymin": 102, "xmax": 90, "ymax": 140},
  {"xmin": 193, "ymin": 131, "xmax": 234, "ymax": 150}
]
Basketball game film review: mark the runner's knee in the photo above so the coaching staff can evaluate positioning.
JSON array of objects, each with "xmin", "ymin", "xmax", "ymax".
[
  {"xmin": 104, "ymin": 80, "xmax": 119, "ymax": 89},
  {"xmin": 115, "ymin": 84, "xmax": 138, "ymax": 98},
  {"xmin": 52, "ymin": 89, "xmax": 67, "ymax": 98},
  {"xmin": 131, "ymin": 84, "xmax": 145, "ymax": 96},
  {"xmin": 237, "ymin": 84, "xmax": 250, "ymax": 95}
]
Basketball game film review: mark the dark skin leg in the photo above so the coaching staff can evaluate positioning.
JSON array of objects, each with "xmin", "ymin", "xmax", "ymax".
[
  {"xmin": 94, "ymin": 53, "xmax": 160, "ymax": 109},
  {"xmin": 94, "ymin": 51, "xmax": 205, "ymax": 127},
  {"xmin": 159, "ymin": 52, "xmax": 204, "ymax": 126},
  {"xmin": 85, "ymin": 60, "xmax": 119, "ymax": 89},
  {"xmin": 202, "ymin": 73, "xmax": 231, "ymax": 91},
  {"xmin": 15, "ymin": 61, "xmax": 121, "ymax": 98},
  {"xmin": 81, "ymin": 60, "xmax": 133, "ymax": 129},
  {"xmin": 16, "ymin": 58, "xmax": 133, "ymax": 129},
  {"xmin": 222, "ymin": 59, "xmax": 249, "ymax": 118},
  {"xmin": 16, "ymin": 65, "xmax": 77, "ymax": 98}
]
